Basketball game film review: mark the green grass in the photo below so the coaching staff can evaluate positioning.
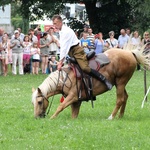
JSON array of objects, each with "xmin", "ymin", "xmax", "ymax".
[{"xmin": 0, "ymin": 70, "xmax": 150, "ymax": 150}]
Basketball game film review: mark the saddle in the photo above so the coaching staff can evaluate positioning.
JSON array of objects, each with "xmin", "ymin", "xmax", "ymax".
[{"xmin": 67, "ymin": 51, "xmax": 110, "ymax": 105}]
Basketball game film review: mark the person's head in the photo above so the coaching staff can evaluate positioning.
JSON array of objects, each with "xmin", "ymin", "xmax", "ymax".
[
  {"xmin": 28, "ymin": 33, "xmax": 33, "ymax": 42},
  {"xmin": 109, "ymin": 31, "xmax": 115, "ymax": 38},
  {"xmin": 51, "ymin": 55, "xmax": 56, "ymax": 61},
  {"xmin": 0, "ymin": 28, "xmax": 4, "ymax": 36},
  {"xmin": 17, "ymin": 28, "xmax": 22, "ymax": 33},
  {"xmin": 14, "ymin": 30, "xmax": 19, "ymax": 38},
  {"xmin": 126, "ymin": 28, "xmax": 131, "ymax": 36},
  {"xmin": 83, "ymin": 25, "xmax": 89, "ymax": 32},
  {"xmin": 88, "ymin": 28, "xmax": 93, "ymax": 35},
  {"xmin": 4, "ymin": 32, "xmax": 9, "ymax": 39},
  {"xmin": 82, "ymin": 32, "xmax": 88, "ymax": 39},
  {"xmin": 48, "ymin": 26, "xmax": 55, "ymax": 34},
  {"xmin": 52, "ymin": 15, "xmax": 63, "ymax": 30},
  {"xmin": 98, "ymin": 32, "xmax": 103, "ymax": 39},
  {"xmin": 32, "ymin": 42, "xmax": 38, "ymax": 48},
  {"xmin": 133, "ymin": 31, "xmax": 139, "ymax": 38},
  {"xmin": 42, "ymin": 32, "xmax": 48, "ymax": 39},
  {"xmin": 29, "ymin": 28, "xmax": 35, "ymax": 35},
  {"xmin": 143, "ymin": 31, "xmax": 149, "ymax": 39},
  {"xmin": 2, "ymin": 36, "xmax": 7, "ymax": 42},
  {"xmin": 120, "ymin": 29, "xmax": 126, "ymax": 36},
  {"xmin": 23, "ymin": 35, "xmax": 30, "ymax": 42}
]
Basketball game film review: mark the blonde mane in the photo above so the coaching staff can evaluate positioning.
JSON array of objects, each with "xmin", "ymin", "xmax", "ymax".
[{"xmin": 32, "ymin": 70, "xmax": 67, "ymax": 104}]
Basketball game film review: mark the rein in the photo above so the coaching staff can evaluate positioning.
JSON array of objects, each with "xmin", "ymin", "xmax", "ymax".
[{"xmin": 46, "ymin": 70, "xmax": 61, "ymax": 116}]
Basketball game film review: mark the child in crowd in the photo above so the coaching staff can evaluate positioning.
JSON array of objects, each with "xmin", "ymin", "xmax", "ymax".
[
  {"xmin": 49, "ymin": 55, "xmax": 58, "ymax": 72},
  {"xmin": 30, "ymin": 42, "xmax": 40, "ymax": 74},
  {"xmin": 23, "ymin": 35, "xmax": 32, "ymax": 68}
]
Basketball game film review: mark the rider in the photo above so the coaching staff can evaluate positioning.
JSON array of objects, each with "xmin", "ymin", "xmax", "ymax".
[{"xmin": 52, "ymin": 15, "xmax": 112, "ymax": 90}]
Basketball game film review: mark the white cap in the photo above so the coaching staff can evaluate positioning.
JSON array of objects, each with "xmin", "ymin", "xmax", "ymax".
[{"xmin": 14, "ymin": 30, "xmax": 19, "ymax": 34}]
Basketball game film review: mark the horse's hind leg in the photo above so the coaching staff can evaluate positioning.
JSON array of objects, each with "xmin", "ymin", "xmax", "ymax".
[
  {"xmin": 119, "ymin": 89, "xmax": 128, "ymax": 118},
  {"xmin": 108, "ymin": 85, "xmax": 125, "ymax": 120},
  {"xmin": 71, "ymin": 101, "xmax": 82, "ymax": 118}
]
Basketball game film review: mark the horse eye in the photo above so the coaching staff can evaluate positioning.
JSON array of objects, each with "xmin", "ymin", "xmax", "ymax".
[{"xmin": 38, "ymin": 101, "xmax": 43, "ymax": 105}]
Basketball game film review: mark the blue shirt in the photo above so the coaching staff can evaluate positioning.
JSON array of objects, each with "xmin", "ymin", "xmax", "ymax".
[
  {"xmin": 94, "ymin": 39, "xmax": 105, "ymax": 54},
  {"xmin": 80, "ymin": 38, "xmax": 91, "ymax": 54},
  {"xmin": 118, "ymin": 34, "xmax": 129, "ymax": 48}
]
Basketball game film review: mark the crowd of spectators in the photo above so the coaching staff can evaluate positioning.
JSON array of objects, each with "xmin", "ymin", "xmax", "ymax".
[{"xmin": 0, "ymin": 24, "xmax": 149, "ymax": 76}]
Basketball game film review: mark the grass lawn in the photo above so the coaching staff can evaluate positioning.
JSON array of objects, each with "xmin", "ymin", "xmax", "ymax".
[{"xmin": 0, "ymin": 70, "xmax": 150, "ymax": 150}]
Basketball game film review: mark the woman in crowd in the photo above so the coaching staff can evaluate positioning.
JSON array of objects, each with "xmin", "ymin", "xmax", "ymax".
[
  {"xmin": 0, "ymin": 35, "xmax": 10, "ymax": 76},
  {"xmin": 94, "ymin": 32, "xmax": 109, "ymax": 54},
  {"xmin": 30, "ymin": 42, "xmax": 40, "ymax": 75},
  {"xmin": 106, "ymin": 31, "xmax": 118, "ymax": 48},
  {"xmin": 40, "ymin": 32, "xmax": 50, "ymax": 74}
]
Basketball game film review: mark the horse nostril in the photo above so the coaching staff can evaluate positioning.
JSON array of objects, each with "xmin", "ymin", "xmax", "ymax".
[{"xmin": 38, "ymin": 101, "xmax": 42, "ymax": 105}]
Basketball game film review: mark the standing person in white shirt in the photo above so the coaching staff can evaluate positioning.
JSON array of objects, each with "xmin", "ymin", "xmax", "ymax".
[
  {"xmin": 106, "ymin": 31, "xmax": 118, "ymax": 48},
  {"xmin": 52, "ymin": 15, "xmax": 112, "ymax": 90},
  {"xmin": 118, "ymin": 29, "xmax": 129, "ymax": 49}
]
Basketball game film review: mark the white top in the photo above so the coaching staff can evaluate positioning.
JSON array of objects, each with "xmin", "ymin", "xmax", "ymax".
[
  {"xmin": 30, "ymin": 47, "xmax": 40, "ymax": 60},
  {"xmin": 131, "ymin": 37, "xmax": 141, "ymax": 46},
  {"xmin": 106, "ymin": 38, "xmax": 118, "ymax": 48},
  {"xmin": 59, "ymin": 25, "xmax": 79, "ymax": 61}
]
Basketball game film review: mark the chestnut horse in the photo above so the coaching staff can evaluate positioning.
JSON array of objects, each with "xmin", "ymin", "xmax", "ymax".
[{"xmin": 32, "ymin": 46, "xmax": 150, "ymax": 119}]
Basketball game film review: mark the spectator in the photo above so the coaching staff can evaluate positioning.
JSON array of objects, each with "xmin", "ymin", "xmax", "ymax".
[
  {"xmin": 87, "ymin": 28, "xmax": 95, "ymax": 51},
  {"xmin": 49, "ymin": 55, "xmax": 58, "ymax": 72},
  {"xmin": 17, "ymin": 28, "xmax": 25, "ymax": 41},
  {"xmin": 142, "ymin": 31, "xmax": 150, "ymax": 54},
  {"xmin": 28, "ymin": 28, "xmax": 38, "ymax": 43},
  {"xmin": 142, "ymin": 31, "xmax": 150, "ymax": 46},
  {"xmin": 131, "ymin": 31, "xmax": 141, "ymax": 71},
  {"xmin": 94, "ymin": 32, "xmax": 109, "ymax": 54},
  {"xmin": 118, "ymin": 29, "xmax": 129, "ymax": 48},
  {"xmin": 131, "ymin": 31, "xmax": 141, "ymax": 47},
  {"xmin": 10, "ymin": 30, "xmax": 24, "ymax": 75},
  {"xmin": 106, "ymin": 31, "xmax": 118, "ymax": 48},
  {"xmin": 80, "ymin": 24, "xmax": 89, "ymax": 39},
  {"xmin": 80, "ymin": 32, "xmax": 91, "ymax": 54},
  {"xmin": 47, "ymin": 26, "xmax": 60, "ymax": 57},
  {"xmin": 4, "ymin": 33, "xmax": 12, "ymax": 71},
  {"xmin": 40, "ymin": 32, "xmax": 50, "ymax": 74},
  {"xmin": 22, "ymin": 35, "xmax": 32, "ymax": 68},
  {"xmin": 125, "ymin": 28, "xmax": 131, "ymax": 37},
  {"xmin": 0, "ymin": 28, "xmax": 4, "ymax": 75},
  {"xmin": 0, "ymin": 36, "xmax": 10, "ymax": 76},
  {"xmin": 30, "ymin": 42, "xmax": 40, "ymax": 75}
]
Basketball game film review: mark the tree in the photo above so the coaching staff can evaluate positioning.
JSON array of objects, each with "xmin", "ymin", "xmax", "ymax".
[{"xmin": 1, "ymin": 0, "xmax": 150, "ymax": 35}]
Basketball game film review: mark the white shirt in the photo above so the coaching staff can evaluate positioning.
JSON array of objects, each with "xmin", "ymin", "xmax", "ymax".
[{"xmin": 59, "ymin": 25, "xmax": 79, "ymax": 61}]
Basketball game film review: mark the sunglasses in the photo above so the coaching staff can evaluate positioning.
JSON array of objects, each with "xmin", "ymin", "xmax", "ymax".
[{"xmin": 144, "ymin": 34, "xmax": 149, "ymax": 36}]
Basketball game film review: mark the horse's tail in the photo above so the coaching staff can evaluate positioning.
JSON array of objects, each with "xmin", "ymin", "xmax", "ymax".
[
  {"xmin": 123, "ymin": 36, "xmax": 150, "ymax": 69},
  {"xmin": 131, "ymin": 45, "xmax": 150, "ymax": 69}
]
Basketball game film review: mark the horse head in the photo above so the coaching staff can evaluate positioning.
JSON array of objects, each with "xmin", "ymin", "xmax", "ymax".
[{"xmin": 32, "ymin": 88, "xmax": 49, "ymax": 118}]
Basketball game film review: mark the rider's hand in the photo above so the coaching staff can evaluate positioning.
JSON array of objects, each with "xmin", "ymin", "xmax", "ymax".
[{"xmin": 57, "ymin": 61, "xmax": 63, "ymax": 71}]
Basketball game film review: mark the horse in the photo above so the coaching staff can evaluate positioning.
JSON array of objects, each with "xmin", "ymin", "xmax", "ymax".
[{"xmin": 32, "ymin": 45, "xmax": 150, "ymax": 120}]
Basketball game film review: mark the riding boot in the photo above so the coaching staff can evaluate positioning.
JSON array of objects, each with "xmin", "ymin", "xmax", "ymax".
[{"xmin": 89, "ymin": 69, "xmax": 112, "ymax": 90}]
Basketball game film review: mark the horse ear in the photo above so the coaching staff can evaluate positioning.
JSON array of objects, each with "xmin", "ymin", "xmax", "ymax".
[
  {"xmin": 37, "ymin": 88, "xmax": 42, "ymax": 94},
  {"xmin": 32, "ymin": 87, "xmax": 35, "ymax": 93}
]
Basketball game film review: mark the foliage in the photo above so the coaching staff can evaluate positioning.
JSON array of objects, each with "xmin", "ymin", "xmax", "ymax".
[
  {"xmin": 0, "ymin": 0, "xmax": 150, "ymax": 35},
  {"xmin": 0, "ymin": 70, "xmax": 150, "ymax": 149}
]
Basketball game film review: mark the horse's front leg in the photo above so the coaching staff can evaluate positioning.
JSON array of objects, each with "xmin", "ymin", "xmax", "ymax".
[
  {"xmin": 71, "ymin": 101, "xmax": 82, "ymax": 118},
  {"xmin": 50, "ymin": 93, "xmax": 77, "ymax": 119}
]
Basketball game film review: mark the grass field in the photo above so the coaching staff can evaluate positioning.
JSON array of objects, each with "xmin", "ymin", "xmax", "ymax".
[{"xmin": 0, "ymin": 70, "xmax": 150, "ymax": 150}]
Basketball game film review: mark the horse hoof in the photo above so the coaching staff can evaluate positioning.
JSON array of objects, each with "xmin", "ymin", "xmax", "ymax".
[{"xmin": 107, "ymin": 114, "xmax": 113, "ymax": 120}]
